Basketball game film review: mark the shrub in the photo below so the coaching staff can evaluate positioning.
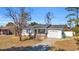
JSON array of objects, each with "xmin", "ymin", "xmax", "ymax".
[
  {"xmin": 22, "ymin": 36, "xmax": 30, "ymax": 40},
  {"xmin": 74, "ymin": 36, "xmax": 79, "ymax": 42}
]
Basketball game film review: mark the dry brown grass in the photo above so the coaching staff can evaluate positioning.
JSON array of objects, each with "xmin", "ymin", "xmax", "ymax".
[
  {"xmin": 74, "ymin": 36, "xmax": 79, "ymax": 41},
  {"xmin": 0, "ymin": 35, "xmax": 41, "ymax": 49},
  {"xmin": 54, "ymin": 39, "xmax": 79, "ymax": 51},
  {"xmin": 0, "ymin": 35, "xmax": 79, "ymax": 51}
]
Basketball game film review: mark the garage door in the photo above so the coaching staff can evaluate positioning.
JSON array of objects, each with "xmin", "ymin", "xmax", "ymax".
[{"xmin": 47, "ymin": 30, "xmax": 62, "ymax": 39}]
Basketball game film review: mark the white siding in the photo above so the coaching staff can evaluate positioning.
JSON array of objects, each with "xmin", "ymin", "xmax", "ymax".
[
  {"xmin": 22, "ymin": 29, "xmax": 34, "ymax": 36},
  {"xmin": 22, "ymin": 29, "xmax": 29, "ymax": 36},
  {"xmin": 47, "ymin": 30, "xmax": 62, "ymax": 39},
  {"xmin": 64, "ymin": 31, "xmax": 73, "ymax": 37}
]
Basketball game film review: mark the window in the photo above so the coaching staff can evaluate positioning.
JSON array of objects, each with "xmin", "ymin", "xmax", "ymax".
[
  {"xmin": 38, "ymin": 29, "xmax": 45, "ymax": 34},
  {"xmin": 26, "ymin": 29, "xmax": 33, "ymax": 33}
]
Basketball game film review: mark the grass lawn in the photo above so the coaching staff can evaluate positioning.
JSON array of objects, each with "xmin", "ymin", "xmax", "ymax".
[
  {"xmin": 0, "ymin": 35, "xmax": 79, "ymax": 51},
  {"xmin": 45, "ymin": 38, "xmax": 79, "ymax": 51},
  {"xmin": 53, "ymin": 39, "xmax": 79, "ymax": 51},
  {"xmin": 0, "ymin": 35, "xmax": 41, "ymax": 49}
]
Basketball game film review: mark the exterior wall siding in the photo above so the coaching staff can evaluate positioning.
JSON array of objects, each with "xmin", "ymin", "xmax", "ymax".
[{"xmin": 64, "ymin": 31, "xmax": 73, "ymax": 37}]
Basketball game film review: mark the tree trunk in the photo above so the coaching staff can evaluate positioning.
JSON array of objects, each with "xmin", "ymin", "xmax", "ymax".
[
  {"xmin": 14, "ymin": 26, "xmax": 18, "ymax": 36},
  {"xmin": 19, "ymin": 30, "xmax": 22, "ymax": 41},
  {"xmin": 19, "ymin": 34, "xmax": 22, "ymax": 41},
  {"xmin": 34, "ymin": 29, "xmax": 37, "ymax": 38}
]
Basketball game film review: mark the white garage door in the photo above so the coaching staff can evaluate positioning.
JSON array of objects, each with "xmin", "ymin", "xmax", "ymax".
[{"xmin": 47, "ymin": 30, "xmax": 62, "ymax": 39}]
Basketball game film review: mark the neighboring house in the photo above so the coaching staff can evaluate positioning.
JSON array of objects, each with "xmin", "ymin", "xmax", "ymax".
[
  {"xmin": 5, "ymin": 26, "xmax": 15, "ymax": 35},
  {"xmin": 0, "ymin": 24, "xmax": 15, "ymax": 35},
  {"xmin": 22, "ymin": 24, "xmax": 74, "ymax": 39},
  {"xmin": 64, "ymin": 31, "xmax": 73, "ymax": 37},
  {"xmin": 0, "ymin": 27, "xmax": 13, "ymax": 35},
  {"xmin": 64, "ymin": 26, "xmax": 74, "ymax": 37}
]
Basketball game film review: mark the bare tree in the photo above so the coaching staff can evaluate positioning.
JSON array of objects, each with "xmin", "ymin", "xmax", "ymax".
[
  {"xmin": 5, "ymin": 7, "xmax": 31, "ymax": 41},
  {"xmin": 45, "ymin": 12, "xmax": 53, "ymax": 37},
  {"xmin": 6, "ymin": 8, "xmax": 19, "ymax": 36},
  {"xmin": 45, "ymin": 12, "xmax": 53, "ymax": 25}
]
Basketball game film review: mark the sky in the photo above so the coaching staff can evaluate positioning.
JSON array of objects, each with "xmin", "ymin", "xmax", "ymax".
[{"xmin": 0, "ymin": 7, "xmax": 69, "ymax": 26}]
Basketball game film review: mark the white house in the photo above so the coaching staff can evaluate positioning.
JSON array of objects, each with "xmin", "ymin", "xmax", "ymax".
[{"xmin": 22, "ymin": 24, "xmax": 73, "ymax": 39}]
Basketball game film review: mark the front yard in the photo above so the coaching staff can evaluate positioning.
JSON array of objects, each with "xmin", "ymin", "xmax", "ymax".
[
  {"xmin": 54, "ymin": 39, "xmax": 79, "ymax": 51},
  {"xmin": 0, "ymin": 35, "xmax": 42, "ymax": 49},
  {"xmin": 0, "ymin": 35, "xmax": 79, "ymax": 51}
]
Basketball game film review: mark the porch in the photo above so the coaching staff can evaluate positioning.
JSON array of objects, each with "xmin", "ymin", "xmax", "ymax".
[{"xmin": 22, "ymin": 28, "xmax": 48, "ymax": 39}]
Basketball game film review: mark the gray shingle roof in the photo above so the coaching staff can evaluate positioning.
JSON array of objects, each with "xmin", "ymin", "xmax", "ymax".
[{"xmin": 25, "ymin": 24, "xmax": 64, "ymax": 30}]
